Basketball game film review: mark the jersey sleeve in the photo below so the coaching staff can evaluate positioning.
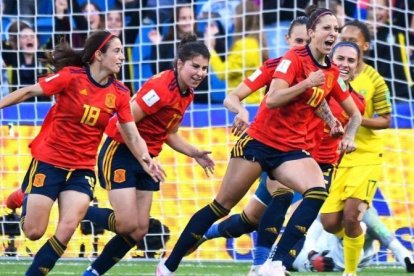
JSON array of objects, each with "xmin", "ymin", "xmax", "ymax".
[
  {"xmin": 244, "ymin": 62, "xmax": 273, "ymax": 92},
  {"xmin": 135, "ymin": 83, "xmax": 167, "ymax": 115},
  {"xmin": 330, "ymin": 77, "xmax": 350, "ymax": 103},
  {"xmin": 371, "ymin": 71, "xmax": 392, "ymax": 115},
  {"xmin": 115, "ymin": 89, "xmax": 134, "ymax": 124},
  {"xmin": 272, "ymin": 50, "xmax": 300, "ymax": 85},
  {"xmin": 38, "ymin": 67, "xmax": 71, "ymax": 96}
]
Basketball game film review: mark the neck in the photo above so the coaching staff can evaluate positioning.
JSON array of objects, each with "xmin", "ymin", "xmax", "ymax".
[
  {"xmin": 23, "ymin": 53, "xmax": 34, "ymax": 64},
  {"xmin": 175, "ymin": 71, "xmax": 188, "ymax": 94},
  {"xmin": 89, "ymin": 63, "xmax": 109, "ymax": 85},
  {"xmin": 308, "ymin": 44, "xmax": 326, "ymax": 65},
  {"xmin": 356, "ymin": 60, "xmax": 365, "ymax": 74}
]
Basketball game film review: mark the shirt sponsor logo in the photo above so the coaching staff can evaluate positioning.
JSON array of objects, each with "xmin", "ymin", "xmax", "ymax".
[
  {"xmin": 105, "ymin": 94, "xmax": 116, "ymax": 108},
  {"xmin": 44, "ymin": 74, "xmax": 60, "ymax": 82},
  {"xmin": 247, "ymin": 69, "xmax": 262, "ymax": 82},
  {"xmin": 276, "ymin": 59, "xmax": 291, "ymax": 74},
  {"xmin": 142, "ymin": 89, "xmax": 160, "ymax": 107},
  {"xmin": 33, "ymin": 173, "xmax": 46, "ymax": 187}
]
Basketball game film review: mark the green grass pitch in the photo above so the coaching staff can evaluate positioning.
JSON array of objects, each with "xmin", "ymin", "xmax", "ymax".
[{"xmin": 0, "ymin": 259, "xmax": 407, "ymax": 275}]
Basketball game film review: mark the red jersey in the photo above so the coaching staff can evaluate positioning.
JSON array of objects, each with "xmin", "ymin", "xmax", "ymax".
[
  {"xmin": 244, "ymin": 57, "xmax": 282, "ymax": 93},
  {"xmin": 312, "ymin": 87, "xmax": 366, "ymax": 164},
  {"xmin": 248, "ymin": 46, "xmax": 350, "ymax": 152},
  {"xmin": 34, "ymin": 66, "xmax": 133, "ymax": 170},
  {"xmin": 105, "ymin": 70, "xmax": 194, "ymax": 156}
]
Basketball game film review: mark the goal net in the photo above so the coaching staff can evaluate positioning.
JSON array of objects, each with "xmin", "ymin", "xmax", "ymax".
[{"xmin": 0, "ymin": 0, "xmax": 413, "ymax": 266}]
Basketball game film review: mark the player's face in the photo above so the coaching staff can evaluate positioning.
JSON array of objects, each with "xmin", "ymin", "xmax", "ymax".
[
  {"xmin": 339, "ymin": 26, "xmax": 370, "ymax": 59},
  {"xmin": 177, "ymin": 55, "xmax": 209, "ymax": 89},
  {"xmin": 309, "ymin": 14, "xmax": 339, "ymax": 55},
  {"xmin": 332, "ymin": 46, "xmax": 359, "ymax": 81},
  {"xmin": 286, "ymin": 24, "xmax": 308, "ymax": 49},
  {"xmin": 107, "ymin": 11, "xmax": 122, "ymax": 36},
  {"xmin": 101, "ymin": 38, "xmax": 125, "ymax": 74}
]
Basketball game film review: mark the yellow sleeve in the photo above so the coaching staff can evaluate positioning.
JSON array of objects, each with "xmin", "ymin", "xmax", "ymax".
[{"xmin": 368, "ymin": 68, "xmax": 392, "ymax": 115}]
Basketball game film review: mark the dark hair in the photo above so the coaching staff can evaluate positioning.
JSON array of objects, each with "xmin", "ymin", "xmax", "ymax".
[
  {"xmin": 287, "ymin": 16, "xmax": 309, "ymax": 36},
  {"xmin": 174, "ymin": 33, "xmax": 210, "ymax": 68},
  {"xmin": 330, "ymin": 41, "xmax": 361, "ymax": 60},
  {"xmin": 341, "ymin": 20, "xmax": 371, "ymax": 44},
  {"xmin": 306, "ymin": 7, "xmax": 335, "ymax": 30},
  {"xmin": 45, "ymin": 30, "xmax": 117, "ymax": 72}
]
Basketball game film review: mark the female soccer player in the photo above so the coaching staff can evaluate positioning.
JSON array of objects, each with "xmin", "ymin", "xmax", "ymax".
[
  {"xmin": 156, "ymin": 8, "xmax": 362, "ymax": 276},
  {"xmin": 82, "ymin": 33, "xmax": 213, "ymax": 276},
  {"xmin": 0, "ymin": 30, "xmax": 163, "ymax": 275},
  {"xmin": 320, "ymin": 20, "xmax": 392, "ymax": 276}
]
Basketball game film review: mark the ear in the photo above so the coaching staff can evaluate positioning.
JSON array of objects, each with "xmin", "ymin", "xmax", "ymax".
[
  {"xmin": 94, "ymin": 50, "xmax": 103, "ymax": 62},
  {"xmin": 362, "ymin": 41, "xmax": 370, "ymax": 52},
  {"xmin": 176, "ymin": 59, "xmax": 183, "ymax": 70},
  {"xmin": 307, "ymin": 28, "xmax": 315, "ymax": 40},
  {"xmin": 285, "ymin": 34, "xmax": 290, "ymax": 44}
]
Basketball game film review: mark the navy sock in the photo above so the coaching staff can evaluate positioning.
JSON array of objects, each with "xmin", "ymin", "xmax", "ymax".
[
  {"xmin": 214, "ymin": 211, "xmax": 257, "ymax": 239},
  {"xmin": 84, "ymin": 206, "xmax": 116, "ymax": 232},
  {"xmin": 272, "ymin": 187, "xmax": 327, "ymax": 261},
  {"xmin": 25, "ymin": 236, "xmax": 66, "ymax": 276},
  {"xmin": 165, "ymin": 200, "xmax": 229, "ymax": 272},
  {"xmin": 254, "ymin": 188, "xmax": 293, "ymax": 265},
  {"xmin": 90, "ymin": 234, "xmax": 136, "ymax": 275},
  {"xmin": 282, "ymin": 237, "xmax": 305, "ymax": 270}
]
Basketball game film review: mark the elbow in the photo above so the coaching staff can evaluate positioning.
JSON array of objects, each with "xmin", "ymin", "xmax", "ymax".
[{"xmin": 265, "ymin": 96, "xmax": 282, "ymax": 108}]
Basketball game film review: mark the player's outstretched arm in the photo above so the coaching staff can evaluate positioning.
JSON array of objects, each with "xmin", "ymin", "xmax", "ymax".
[{"xmin": 0, "ymin": 83, "xmax": 45, "ymax": 109}]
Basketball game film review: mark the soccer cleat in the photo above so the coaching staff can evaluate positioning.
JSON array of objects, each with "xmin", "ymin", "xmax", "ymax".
[
  {"xmin": 184, "ymin": 235, "xmax": 208, "ymax": 256},
  {"xmin": 258, "ymin": 260, "xmax": 290, "ymax": 276},
  {"xmin": 247, "ymin": 265, "xmax": 261, "ymax": 276},
  {"xmin": 155, "ymin": 260, "xmax": 174, "ymax": 276},
  {"xmin": 405, "ymin": 257, "xmax": 414, "ymax": 273},
  {"xmin": 6, "ymin": 189, "xmax": 24, "ymax": 210}
]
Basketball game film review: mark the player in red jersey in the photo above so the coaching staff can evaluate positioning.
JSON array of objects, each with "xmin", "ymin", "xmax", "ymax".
[
  {"xmin": 0, "ymin": 30, "xmax": 164, "ymax": 275},
  {"xmin": 82, "ymin": 34, "xmax": 213, "ymax": 276},
  {"xmin": 156, "ymin": 8, "xmax": 362, "ymax": 276}
]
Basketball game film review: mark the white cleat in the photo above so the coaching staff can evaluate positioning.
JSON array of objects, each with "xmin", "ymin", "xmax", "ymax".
[
  {"xmin": 342, "ymin": 273, "xmax": 357, "ymax": 276},
  {"xmin": 258, "ymin": 260, "xmax": 290, "ymax": 276},
  {"xmin": 155, "ymin": 260, "xmax": 174, "ymax": 276}
]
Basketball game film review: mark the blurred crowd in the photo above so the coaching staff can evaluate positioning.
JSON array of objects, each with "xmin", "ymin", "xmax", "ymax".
[{"xmin": 0, "ymin": 0, "xmax": 413, "ymax": 102}]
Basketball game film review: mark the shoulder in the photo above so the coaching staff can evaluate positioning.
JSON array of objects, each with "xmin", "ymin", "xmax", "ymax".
[
  {"xmin": 142, "ymin": 70, "xmax": 175, "ymax": 96},
  {"xmin": 264, "ymin": 57, "xmax": 283, "ymax": 70},
  {"xmin": 64, "ymin": 66, "xmax": 86, "ymax": 75},
  {"xmin": 112, "ymin": 79, "xmax": 131, "ymax": 95}
]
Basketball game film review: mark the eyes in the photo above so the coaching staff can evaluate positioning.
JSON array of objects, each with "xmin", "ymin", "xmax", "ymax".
[
  {"xmin": 295, "ymin": 38, "xmax": 305, "ymax": 44},
  {"xmin": 192, "ymin": 63, "xmax": 208, "ymax": 72}
]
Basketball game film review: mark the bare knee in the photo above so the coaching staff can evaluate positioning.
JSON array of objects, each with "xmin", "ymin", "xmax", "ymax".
[
  {"xmin": 320, "ymin": 213, "xmax": 342, "ymax": 234},
  {"xmin": 116, "ymin": 219, "xmax": 139, "ymax": 236},
  {"xmin": 130, "ymin": 224, "xmax": 149, "ymax": 241},
  {"xmin": 23, "ymin": 226, "xmax": 46, "ymax": 241}
]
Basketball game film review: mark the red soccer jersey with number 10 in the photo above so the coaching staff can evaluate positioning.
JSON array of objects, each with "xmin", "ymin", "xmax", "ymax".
[
  {"xmin": 248, "ymin": 45, "xmax": 350, "ymax": 152},
  {"xmin": 34, "ymin": 66, "xmax": 133, "ymax": 170},
  {"xmin": 105, "ymin": 69, "xmax": 194, "ymax": 157}
]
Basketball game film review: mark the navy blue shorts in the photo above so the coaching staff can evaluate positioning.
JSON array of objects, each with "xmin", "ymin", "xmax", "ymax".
[
  {"xmin": 253, "ymin": 163, "xmax": 334, "ymax": 206},
  {"xmin": 21, "ymin": 158, "xmax": 95, "ymax": 201},
  {"xmin": 98, "ymin": 137, "xmax": 159, "ymax": 191},
  {"xmin": 231, "ymin": 134, "xmax": 311, "ymax": 180}
]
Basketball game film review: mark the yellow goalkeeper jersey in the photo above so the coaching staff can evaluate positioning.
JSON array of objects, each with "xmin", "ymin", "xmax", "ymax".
[{"xmin": 340, "ymin": 64, "xmax": 392, "ymax": 167}]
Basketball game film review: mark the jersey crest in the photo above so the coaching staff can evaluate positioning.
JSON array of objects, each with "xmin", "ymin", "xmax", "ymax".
[
  {"xmin": 105, "ymin": 93, "xmax": 116, "ymax": 108},
  {"xmin": 33, "ymin": 173, "xmax": 46, "ymax": 187}
]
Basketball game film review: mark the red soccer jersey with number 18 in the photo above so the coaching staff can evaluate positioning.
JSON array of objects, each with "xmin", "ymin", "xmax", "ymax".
[
  {"xmin": 248, "ymin": 45, "xmax": 350, "ymax": 152},
  {"xmin": 105, "ymin": 70, "xmax": 194, "ymax": 157},
  {"xmin": 34, "ymin": 66, "xmax": 133, "ymax": 170}
]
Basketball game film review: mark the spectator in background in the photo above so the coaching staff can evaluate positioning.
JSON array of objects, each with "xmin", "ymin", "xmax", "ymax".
[
  {"xmin": 54, "ymin": 0, "xmax": 104, "ymax": 49},
  {"xmin": 197, "ymin": 0, "xmax": 240, "ymax": 35},
  {"xmin": 105, "ymin": 1, "xmax": 142, "ymax": 93},
  {"xmin": 204, "ymin": 0, "xmax": 268, "ymax": 104},
  {"xmin": 2, "ymin": 21, "xmax": 49, "ymax": 101},
  {"xmin": 3, "ymin": 0, "xmax": 35, "ymax": 23},
  {"xmin": 366, "ymin": 0, "xmax": 413, "ymax": 99},
  {"xmin": 262, "ymin": 0, "xmax": 308, "ymax": 58},
  {"xmin": 148, "ymin": 4, "xmax": 224, "ymax": 103}
]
